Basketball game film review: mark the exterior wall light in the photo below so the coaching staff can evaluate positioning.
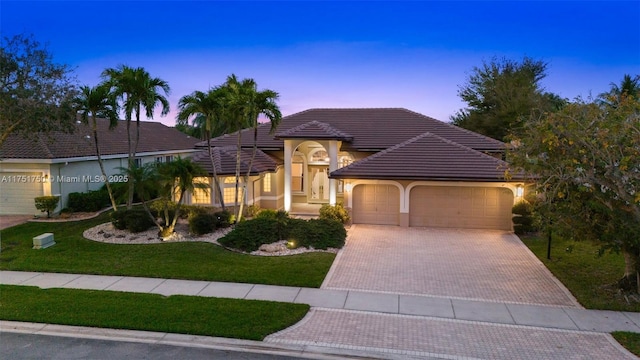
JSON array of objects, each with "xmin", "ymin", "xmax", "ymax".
[
  {"xmin": 516, "ymin": 185, "xmax": 524, "ymax": 198},
  {"xmin": 344, "ymin": 183, "xmax": 352, "ymax": 192}
]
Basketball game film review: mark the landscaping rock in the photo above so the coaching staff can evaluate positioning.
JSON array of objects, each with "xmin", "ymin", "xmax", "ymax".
[{"xmin": 259, "ymin": 243, "xmax": 287, "ymax": 253}]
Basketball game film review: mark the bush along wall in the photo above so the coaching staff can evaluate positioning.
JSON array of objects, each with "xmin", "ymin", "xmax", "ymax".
[
  {"xmin": 67, "ymin": 189, "xmax": 110, "ymax": 212},
  {"xmin": 218, "ymin": 215, "xmax": 347, "ymax": 252},
  {"xmin": 512, "ymin": 201, "xmax": 538, "ymax": 235}
]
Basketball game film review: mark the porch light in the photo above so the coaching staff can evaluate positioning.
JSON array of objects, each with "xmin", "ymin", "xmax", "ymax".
[
  {"xmin": 344, "ymin": 183, "xmax": 352, "ymax": 192},
  {"xmin": 516, "ymin": 185, "xmax": 524, "ymax": 198}
]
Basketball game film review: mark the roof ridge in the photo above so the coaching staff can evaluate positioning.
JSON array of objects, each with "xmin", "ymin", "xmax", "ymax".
[
  {"xmin": 335, "ymin": 131, "xmax": 507, "ymax": 174},
  {"xmin": 423, "ymin": 131, "xmax": 510, "ymax": 165},
  {"xmin": 275, "ymin": 120, "xmax": 353, "ymax": 139},
  {"xmin": 36, "ymin": 134, "xmax": 55, "ymax": 159},
  {"xmin": 399, "ymin": 108, "xmax": 506, "ymax": 147}
]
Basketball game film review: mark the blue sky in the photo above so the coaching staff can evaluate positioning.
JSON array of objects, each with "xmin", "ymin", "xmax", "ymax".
[{"xmin": 2, "ymin": 1, "xmax": 639, "ymax": 126}]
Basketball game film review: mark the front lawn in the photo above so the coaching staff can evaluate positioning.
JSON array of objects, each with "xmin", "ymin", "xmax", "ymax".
[
  {"xmin": 0, "ymin": 213, "xmax": 335, "ymax": 288},
  {"xmin": 0, "ymin": 285, "xmax": 308, "ymax": 340},
  {"xmin": 521, "ymin": 234, "xmax": 640, "ymax": 312}
]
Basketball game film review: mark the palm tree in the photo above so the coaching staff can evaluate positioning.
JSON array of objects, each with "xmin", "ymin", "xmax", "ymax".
[
  {"xmin": 102, "ymin": 65, "xmax": 170, "ymax": 208},
  {"xmin": 177, "ymin": 88, "xmax": 228, "ymax": 210},
  {"xmin": 599, "ymin": 74, "xmax": 640, "ymax": 107},
  {"xmin": 223, "ymin": 74, "xmax": 281, "ymax": 221},
  {"xmin": 156, "ymin": 157, "xmax": 207, "ymax": 238},
  {"xmin": 121, "ymin": 157, "xmax": 207, "ymax": 239},
  {"xmin": 72, "ymin": 84, "xmax": 119, "ymax": 211}
]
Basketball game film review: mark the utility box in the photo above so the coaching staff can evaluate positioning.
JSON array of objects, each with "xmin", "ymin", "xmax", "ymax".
[{"xmin": 33, "ymin": 233, "xmax": 55, "ymax": 249}]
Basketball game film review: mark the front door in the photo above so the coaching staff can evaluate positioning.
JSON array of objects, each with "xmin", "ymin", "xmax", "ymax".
[{"xmin": 309, "ymin": 165, "xmax": 329, "ymax": 203}]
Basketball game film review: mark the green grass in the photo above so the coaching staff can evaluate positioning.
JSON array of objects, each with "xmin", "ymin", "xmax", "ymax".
[
  {"xmin": 612, "ymin": 332, "xmax": 640, "ymax": 356},
  {"xmin": 0, "ymin": 213, "xmax": 335, "ymax": 288},
  {"xmin": 0, "ymin": 285, "xmax": 308, "ymax": 340},
  {"xmin": 521, "ymin": 234, "xmax": 640, "ymax": 312}
]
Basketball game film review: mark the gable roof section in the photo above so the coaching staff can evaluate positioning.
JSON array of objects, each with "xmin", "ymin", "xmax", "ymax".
[
  {"xmin": 191, "ymin": 146, "xmax": 282, "ymax": 176},
  {"xmin": 1, "ymin": 119, "xmax": 200, "ymax": 160},
  {"xmin": 275, "ymin": 120, "xmax": 353, "ymax": 141},
  {"xmin": 330, "ymin": 132, "xmax": 524, "ymax": 182},
  {"xmin": 200, "ymin": 108, "xmax": 505, "ymax": 152}
]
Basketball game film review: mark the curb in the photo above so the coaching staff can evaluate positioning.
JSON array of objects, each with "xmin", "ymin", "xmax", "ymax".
[{"xmin": 0, "ymin": 320, "xmax": 411, "ymax": 360}]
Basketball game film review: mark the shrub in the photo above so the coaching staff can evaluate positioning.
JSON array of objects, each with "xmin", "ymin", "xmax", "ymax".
[
  {"xmin": 256, "ymin": 209, "xmax": 289, "ymax": 239},
  {"xmin": 182, "ymin": 205, "xmax": 210, "ymax": 219},
  {"xmin": 290, "ymin": 218, "xmax": 346, "ymax": 250},
  {"xmin": 245, "ymin": 204, "xmax": 260, "ymax": 218},
  {"xmin": 512, "ymin": 201, "xmax": 537, "ymax": 235},
  {"xmin": 111, "ymin": 209, "xmax": 155, "ymax": 233},
  {"xmin": 110, "ymin": 210, "xmax": 128, "ymax": 230},
  {"xmin": 214, "ymin": 210, "xmax": 233, "ymax": 228},
  {"xmin": 67, "ymin": 189, "xmax": 110, "ymax": 212},
  {"xmin": 189, "ymin": 213, "xmax": 217, "ymax": 235},
  {"xmin": 218, "ymin": 217, "xmax": 279, "ymax": 252},
  {"xmin": 34, "ymin": 195, "xmax": 60, "ymax": 218},
  {"xmin": 124, "ymin": 210, "xmax": 156, "ymax": 233},
  {"xmin": 319, "ymin": 202, "xmax": 350, "ymax": 224}
]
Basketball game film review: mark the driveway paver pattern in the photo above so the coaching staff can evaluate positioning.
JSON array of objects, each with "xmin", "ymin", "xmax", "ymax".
[
  {"xmin": 266, "ymin": 309, "xmax": 635, "ymax": 360},
  {"xmin": 323, "ymin": 225, "xmax": 578, "ymax": 306}
]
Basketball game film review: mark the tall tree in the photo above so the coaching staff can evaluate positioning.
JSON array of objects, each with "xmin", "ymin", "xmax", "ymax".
[
  {"xmin": 451, "ymin": 56, "xmax": 563, "ymax": 141},
  {"xmin": 72, "ymin": 84, "xmax": 119, "ymax": 211},
  {"xmin": 508, "ymin": 93, "xmax": 640, "ymax": 291},
  {"xmin": 0, "ymin": 33, "xmax": 77, "ymax": 147},
  {"xmin": 102, "ymin": 65, "xmax": 170, "ymax": 208},
  {"xmin": 177, "ymin": 88, "xmax": 228, "ymax": 210},
  {"xmin": 599, "ymin": 74, "xmax": 640, "ymax": 107},
  {"xmin": 223, "ymin": 74, "xmax": 281, "ymax": 221}
]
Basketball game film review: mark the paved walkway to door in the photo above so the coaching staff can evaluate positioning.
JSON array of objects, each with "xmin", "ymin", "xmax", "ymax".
[{"xmin": 322, "ymin": 225, "xmax": 579, "ymax": 307}]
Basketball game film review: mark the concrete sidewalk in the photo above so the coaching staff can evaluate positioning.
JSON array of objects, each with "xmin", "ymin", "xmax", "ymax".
[{"xmin": 2, "ymin": 270, "xmax": 640, "ymax": 334}]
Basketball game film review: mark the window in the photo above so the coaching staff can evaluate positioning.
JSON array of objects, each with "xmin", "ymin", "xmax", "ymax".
[
  {"xmin": 339, "ymin": 154, "xmax": 354, "ymax": 168},
  {"xmin": 223, "ymin": 177, "xmax": 243, "ymax": 205},
  {"xmin": 134, "ymin": 158, "xmax": 143, "ymax": 168},
  {"xmin": 309, "ymin": 149, "xmax": 329, "ymax": 163},
  {"xmin": 165, "ymin": 155, "xmax": 173, "ymax": 163},
  {"xmin": 192, "ymin": 177, "xmax": 210, "ymax": 204},
  {"xmin": 292, "ymin": 155, "xmax": 304, "ymax": 192},
  {"xmin": 155, "ymin": 156, "xmax": 163, "ymax": 163},
  {"xmin": 263, "ymin": 173, "xmax": 272, "ymax": 193}
]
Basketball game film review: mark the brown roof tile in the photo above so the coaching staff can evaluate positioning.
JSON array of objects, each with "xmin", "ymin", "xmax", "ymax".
[
  {"xmin": 200, "ymin": 108, "xmax": 505, "ymax": 151},
  {"xmin": 330, "ymin": 132, "xmax": 524, "ymax": 182},
  {"xmin": 191, "ymin": 146, "xmax": 281, "ymax": 176},
  {"xmin": 1, "ymin": 119, "xmax": 200, "ymax": 160},
  {"xmin": 275, "ymin": 120, "xmax": 353, "ymax": 141}
]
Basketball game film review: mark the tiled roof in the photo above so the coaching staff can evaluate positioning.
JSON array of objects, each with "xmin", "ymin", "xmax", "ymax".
[
  {"xmin": 275, "ymin": 120, "xmax": 353, "ymax": 141},
  {"xmin": 330, "ymin": 132, "xmax": 525, "ymax": 181},
  {"xmin": 199, "ymin": 108, "xmax": 504, "ymax": 151},
  {"xmin": 191, "ymin": 146, "xmax": 282, "ymax": 176},
  {"xmin": 1, "ymin": 119, "xmax": 200, "ymax": 160}
]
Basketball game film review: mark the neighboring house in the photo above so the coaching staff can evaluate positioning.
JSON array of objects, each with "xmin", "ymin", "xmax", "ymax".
[
  {"xmin": 188, "ymin": 108, "xmax": 526, "ymax": 230},
  {"xmin": 0, "ymin": 119, "xmax": 200, "ymax": 215}
]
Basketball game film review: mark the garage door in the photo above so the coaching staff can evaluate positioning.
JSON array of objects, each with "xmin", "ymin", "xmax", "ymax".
[
  {"xmin": 0, "ymin": 172, "xmax": 44, "ymax": 215},
  {"xmin": 352, "ymin": 184, "xmax": 400, "ymax": 225},
  {"xmin": 409, "ymin": 186, "xmax": 513, "ymax": 230}
]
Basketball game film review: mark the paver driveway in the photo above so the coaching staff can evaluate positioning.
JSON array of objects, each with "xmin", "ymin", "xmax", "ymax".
[
  {"xmin": 266, "ymin": 226, "xmax": 639, "ymax": 359},
  {"xmin": 323, "ymin": 225, "xmax": 578, "ymax": 307}
]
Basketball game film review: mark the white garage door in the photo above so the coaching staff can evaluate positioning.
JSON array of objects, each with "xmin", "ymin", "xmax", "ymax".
[
  {"xmin": 0, "ymin": 172, "xmax": 44, "ymax": 215},
  {"xmin": 410, "ymin": 186, "xmax": 513, "ymax": 230},
  {"xmin": 352, "ymin": 184, "xmax": 400, "ymax": 225}
]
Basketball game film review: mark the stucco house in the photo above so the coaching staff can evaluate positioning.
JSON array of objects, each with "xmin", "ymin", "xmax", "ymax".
[
  {"xmin": 187, "ymin": 108, "xmax": 526, "ymax": 230},
  {"xmin": 0, "ymin": 120, "xmax": 200, "ymax": 215}
]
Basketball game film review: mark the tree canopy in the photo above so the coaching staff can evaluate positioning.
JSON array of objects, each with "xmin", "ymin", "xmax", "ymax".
[
  {"xmin": 451, "ymin": 56, "xmax": 564, "ymax": 141},
  {"xmin": 508, "ymin": 84, "xmax": 640, "ymax": 290},
  {"xmin": 0, "ymin": 33, "xmax": 78, "ymax": 146}
]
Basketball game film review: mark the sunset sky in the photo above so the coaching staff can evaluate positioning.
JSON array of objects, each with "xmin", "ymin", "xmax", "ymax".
[{"xmin": 3, "ymin": 1, "xmax": 639, "ymax": 126}]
